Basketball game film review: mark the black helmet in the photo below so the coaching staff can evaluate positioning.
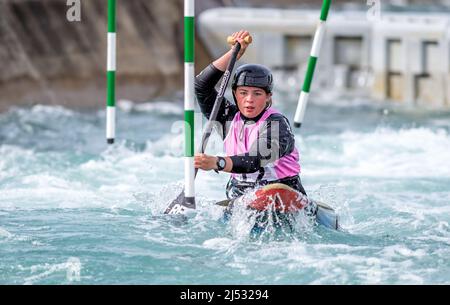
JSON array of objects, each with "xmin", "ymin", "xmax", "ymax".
[{"xmin": 232, "ymin": 64, "xmax": 273, "ymax": 93}]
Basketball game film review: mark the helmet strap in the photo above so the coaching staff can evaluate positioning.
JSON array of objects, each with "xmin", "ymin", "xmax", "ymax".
[{"xmin": 266, "ymin": 95, "xmax": 272, "ymax": 108}]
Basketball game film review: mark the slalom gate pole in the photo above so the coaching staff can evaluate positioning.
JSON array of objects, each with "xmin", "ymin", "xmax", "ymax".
[
  {"xmin": 106, "ymin": 0, "xmax": 116, "ymax": 143},
  {"xmin": 164, "ymin": 35, "xmax": 250, "ymax": 215},
  {"xmin": 184, "ymin": 0, "xmax": 195, "ymax": 207},
  {"xmin": 293, "ymin": 0, "xmax": 331, "ymax": 128}
]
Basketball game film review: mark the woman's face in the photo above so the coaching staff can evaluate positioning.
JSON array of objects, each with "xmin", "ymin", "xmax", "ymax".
[{"xmin": 234, "ymin": 86, "xmax": 271, "ymax": 119}]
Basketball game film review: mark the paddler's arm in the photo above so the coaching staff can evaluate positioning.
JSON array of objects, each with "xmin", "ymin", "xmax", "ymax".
[
  {"xmin": 194, "ymin": 153, "xmax": 258, "ymax": 174},
  {"xmin": 194, "ymin": 153, "xmax": 233, "ymax": 172},
  {"xmin": 195, "ymin": 64, "xmax": 237, "ymax": 131},
  {"xmin": 195, "ymin": 64, "xmax": 238, "ymax": 139},
  {"xmin": 194, "ymin": 115, "xmax": 295, "ymax": 174},
  {"xmin": 194, "ymin": 30, "xmax": 250, "ymax": 138}
]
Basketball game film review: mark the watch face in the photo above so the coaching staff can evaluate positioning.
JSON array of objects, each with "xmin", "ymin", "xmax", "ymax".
[{"xmin": 219, "ymin": 159, "xmax": 226, "ymax": 168}]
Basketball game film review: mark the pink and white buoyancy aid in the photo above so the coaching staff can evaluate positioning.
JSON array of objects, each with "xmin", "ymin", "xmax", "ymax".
[{"xmin": 224, "ymin": 108, "xmax": 301, "ymax": 182}]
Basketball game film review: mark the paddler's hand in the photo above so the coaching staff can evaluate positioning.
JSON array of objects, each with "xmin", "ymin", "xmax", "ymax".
[
  {"xmin": 194, "ymin": 153, "xmax": 218, "ymax": 171},
  {"xmin": 229, "ymin": 30, "xmax": 251, "ymax": 60},
  {"xmin": 212, "ymin": 30, "xmax": 251, "ymax": 71}
]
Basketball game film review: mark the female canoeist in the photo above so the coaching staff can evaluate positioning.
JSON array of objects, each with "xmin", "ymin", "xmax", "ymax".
[{"xmin": 194, "ymin": 30, "xmax": 311, "ymax": 203}]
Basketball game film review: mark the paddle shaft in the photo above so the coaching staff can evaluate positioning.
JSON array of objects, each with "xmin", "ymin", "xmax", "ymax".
[
  {"xmin": 194, "ymin": 42, "xmax": 242, "ymax": 178},
  {"xmin": 164, "ymin": 42, "xmax": 242, "ymax": 214}
]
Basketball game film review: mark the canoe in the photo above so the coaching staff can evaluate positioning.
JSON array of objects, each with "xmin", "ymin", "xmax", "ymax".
[{"xmin": 216, "ymin": 183, "xmax": 339, "ymax": 230}]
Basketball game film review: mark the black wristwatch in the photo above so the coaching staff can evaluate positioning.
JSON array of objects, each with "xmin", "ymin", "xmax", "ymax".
[{"xmin": 216, "ymin": 156, "xmax": 226, "ymax": 172}]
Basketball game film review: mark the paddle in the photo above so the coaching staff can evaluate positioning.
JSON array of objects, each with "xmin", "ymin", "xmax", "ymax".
[
  {"xmin": 214, "ymin": 198, "xmax": 236, "ymax": 207},
  {"xmin": 164, "ymin": 36, "xmax": 251, "ymax": 215}
]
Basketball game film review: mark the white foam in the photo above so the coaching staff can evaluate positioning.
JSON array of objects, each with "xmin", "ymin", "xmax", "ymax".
[
  {"xmin": 303, "ymin": 127, "xmax": 450, "ymax": 178},
  {"xmin": 118, "ymin": 100, "xmax": 183, "ymax": 115},
  {"xmin": 398, "ymin": 273, "xmax": 425, "ymax": 284},
  {"xmin": 23, "ymin": 258, "xmax": 82, "ymax": 285},
  {"xmin": 202, "ymin": 238, "xmax": 235, "ymax": 251},
  {"xmin": 380, "ymin": 245, "xmax": 427, "ymax": 259},
  {"xmin": 145, "ymin": 134, "xmax": 184, "ymax": 157},
  {"xmin": 0, "ymin": 227, "xmax": 13, "ymax": 239},
  {"xmin": 30, "ymin": 105, "xmax": 74, "ymax": 117}
]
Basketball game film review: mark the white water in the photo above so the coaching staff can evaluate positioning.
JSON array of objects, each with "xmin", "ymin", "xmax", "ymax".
[{"xmin": 1, "ymin": 98, "xmax": 450, "ymax": 284}]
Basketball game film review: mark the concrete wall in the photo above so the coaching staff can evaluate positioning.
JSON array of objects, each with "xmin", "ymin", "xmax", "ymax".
[
  {"xmin": 1, "ymin": 0, "xmax": 448, "ymax": 111},
  {"xmin": 371, "ymin": 15, "xmax": 450, "ymax": 107},
  {"xmin": 199, "ymin": 7, "xmax": 450, "ymax": 107},
  {"xmin": 0, "ymin": 0, "xmax": 216, "ymax": 112}
]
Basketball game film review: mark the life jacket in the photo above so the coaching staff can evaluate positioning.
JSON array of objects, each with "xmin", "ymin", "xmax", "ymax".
[{"xmin": 224, "ymin": 107, "xmax": 301, "ymax": 183}]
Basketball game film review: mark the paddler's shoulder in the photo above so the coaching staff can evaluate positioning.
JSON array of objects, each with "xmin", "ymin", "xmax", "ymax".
[{"xmin": 266, "ymin": 111, "xmax": 293, "ymax": 128}]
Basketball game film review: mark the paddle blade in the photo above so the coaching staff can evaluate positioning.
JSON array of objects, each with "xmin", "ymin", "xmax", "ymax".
[
  {"xmin": 316, "ymin": 201, "xmax": 339, "ymax": 230},
  {"xmin": 215, "ymin": 199, "xmax": 234, "ymax": 207},
  {"xmin": 164, "ymin": 190, "xmax": 196, "ymax": 215}
]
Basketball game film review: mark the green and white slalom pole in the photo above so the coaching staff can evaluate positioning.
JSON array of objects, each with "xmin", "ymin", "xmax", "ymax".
[
  {"xmin": 183, "ymin": 0, "xmax": 195, "ymax": 209},
  {"xmin": 164, "ymin": 35, "xmax": 250, "ymax": 215},
  {"xmin": 294, "ymin": 0, "xmax": 331, "ymax": 128},
  {"xmin": 106, "ymin": 0, "xmax": 116, "ymax": 144}
]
